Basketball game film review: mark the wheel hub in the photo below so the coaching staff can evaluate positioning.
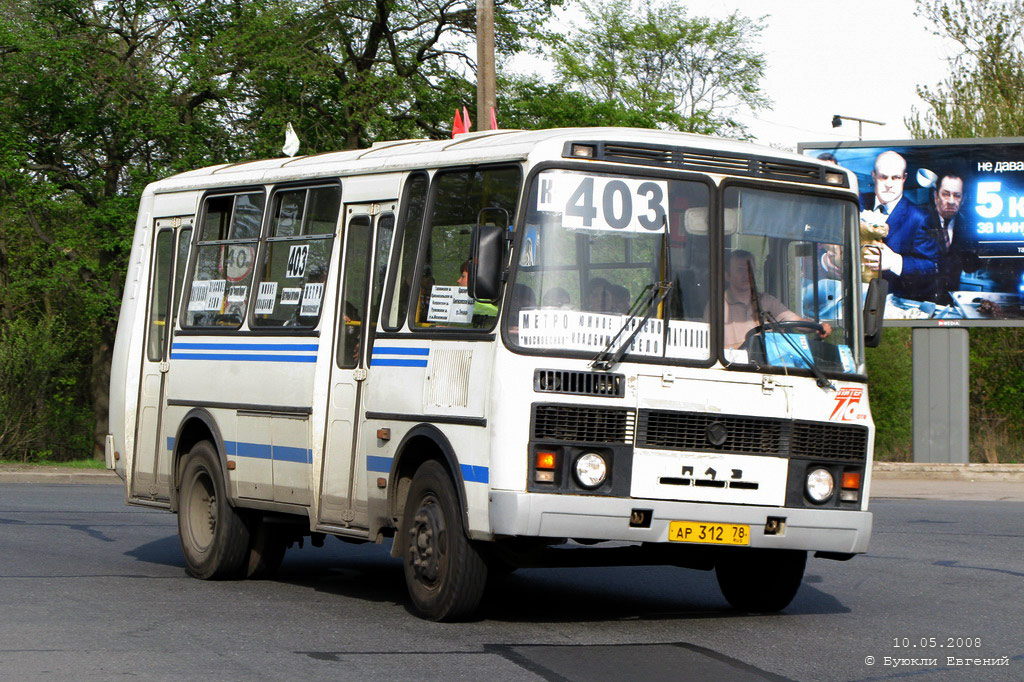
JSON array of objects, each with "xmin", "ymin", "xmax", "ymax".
[{"xmin": 408, "ymin": 497, "xmax": 446, "ymax": 585}]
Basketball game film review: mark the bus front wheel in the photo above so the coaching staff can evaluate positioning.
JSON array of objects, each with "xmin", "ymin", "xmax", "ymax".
[
  {"xmin": 401, "ymin": 460, "xmax": 487, "ymax": 621},
  {"xmin": 177, "ymin": 440, "xmax": 250, "ymax": 580},
  {"xmin": 715, "ymin": 548, "xmax": 806, "ymax": 612}
]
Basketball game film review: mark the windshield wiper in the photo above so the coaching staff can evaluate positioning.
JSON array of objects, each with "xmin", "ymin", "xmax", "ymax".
[
  {"xmin": 590, "ymin": 281, "xmax": 672, "ymax": 371},
  {"xmin": 745, "ymin": 261, "xmax": 835, "ymax": 391}
]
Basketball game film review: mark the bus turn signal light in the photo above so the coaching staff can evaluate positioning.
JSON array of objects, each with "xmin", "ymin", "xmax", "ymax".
[{"xmin": 841, "ymin": 472, "xmax": 861, "ymax": 490}]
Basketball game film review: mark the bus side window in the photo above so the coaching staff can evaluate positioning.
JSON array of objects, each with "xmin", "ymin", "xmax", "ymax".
[
  {"xmin": 184, "ymin": 192, "xmax": 264, "ymax": 328},
  {"xmin": 251, "ymin": 185, "xmax": 340, "ymax": 329},
  {"xmin": 413, "ymin": 166, "xmax": 521, "ymax": 330},
  {"xmin": 383, "ymin": 173, "xmax": 428, "ymax": 331}
]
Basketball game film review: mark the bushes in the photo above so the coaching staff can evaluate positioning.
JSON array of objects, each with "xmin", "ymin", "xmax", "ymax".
[
  {"xmin": 867, "ymin": 327, "xmax": 1024, "ymax": 463},
  {"xmin": 866, "ymin": 328, "xmax": 914, "ymax": 461},
  {"xmin": 0, "ymin": 315, "xmax": 93, "ymax": 462}
]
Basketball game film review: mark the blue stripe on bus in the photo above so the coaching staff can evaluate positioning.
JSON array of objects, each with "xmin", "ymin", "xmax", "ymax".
[
  {"xmin": 170, "ymin": 353, "xmax": 317, "ymax": 363},
  {"xmin": 369, "ymin": 358, "xmax": 429, "ymax": 367},
  {"xmin": 367, "ymin": 455, "xmax": 393, "ymax": 473},
  {"xmin": 367, "ymin": 456, "xmax": 488, "ymax": 484},
  {"xmin": 461, "ymin": 464, "xmax": 489, "ymax": 484},
  {"xmin": 371, "ymin": 347, "xmax": 430, "ymax": 356},
  {"xmin": 271, "ymin": 445, "xmax": 313, "ymax": 464},
  {"xmin": 172, "ymin": 343, "xmax": 319, "ymax": 352}
]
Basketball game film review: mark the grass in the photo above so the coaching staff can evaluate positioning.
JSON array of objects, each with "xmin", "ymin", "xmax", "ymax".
[{"xmin": 0, "ymin": 458, "xmax": 106, "ymax": 469}]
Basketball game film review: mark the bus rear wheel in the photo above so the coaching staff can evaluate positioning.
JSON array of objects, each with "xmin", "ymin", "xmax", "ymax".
[
  {"xmin": 401, "ymin": 460, "xmax": 487, "ymax": 621},
  {"xmin": 177, "ymin": 440, "xmax": 250, "ymax": 580},
  {"xmin": 715, "ymin": 548, "xmax": 806, "ymax": 612}
]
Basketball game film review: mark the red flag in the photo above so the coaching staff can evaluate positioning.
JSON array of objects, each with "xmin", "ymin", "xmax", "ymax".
[
  {"xmin": 452, "ymin": 108, "xmax": 466, "ymax": 137},
  {"xmin": 489, "ymin": 106, "xmax": 499, "ymax": 131},
  {"xmin": 463, "ymin": 106, "xmax": 472, "ymax": 132}
]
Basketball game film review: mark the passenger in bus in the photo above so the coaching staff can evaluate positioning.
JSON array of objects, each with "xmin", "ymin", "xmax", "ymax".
[
  {"xmin": 586, "ymin": 278, "xmax": 615, "ymax": 313},
  {"xmin": 722, "ymin": 249, "xmax": 831, "ymax": 349},
  {"xmin": 610, "ymin": 284, "xmax": 631, "ymax": 313},
  {"xmin": 542, "ymin": 286, "xmax": 571, "ymax": 308}
]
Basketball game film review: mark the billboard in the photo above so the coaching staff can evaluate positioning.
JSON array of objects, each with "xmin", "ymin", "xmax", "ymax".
[{"xmin": 799, "ymin": 137, "xmax": 1024, "ymax": 326}]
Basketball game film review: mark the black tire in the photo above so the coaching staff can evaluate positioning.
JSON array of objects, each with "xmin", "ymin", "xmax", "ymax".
[
  {"xmin": 401, "ymin": 460, "xmax": 488, "ymax": 621},
  {"xmin": 177, "ymin": 440, "xmax": 251, "ymax": 580},
  {"xmin": 244, "ymin": 516, "xmax": 288, "ymax": 579},
  {"xmin": 715, "ymin": 548, "xmax": 806, "ymax": 612}
]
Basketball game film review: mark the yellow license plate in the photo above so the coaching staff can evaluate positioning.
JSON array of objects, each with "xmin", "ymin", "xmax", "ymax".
[{"xmin": 668, "ymin": 521, "xmax": 750, "ymax": 546}]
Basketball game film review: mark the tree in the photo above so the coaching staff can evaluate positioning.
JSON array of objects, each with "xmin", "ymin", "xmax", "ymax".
[
  {"xmin": 908, "ymin": 0, "xmax": 1024, "ymax": 138},
  {"xmin": 0, "ymin": 0, "xmax": 565, "ymax": 460},
  {"xmin": 225, "ymin": 0, "xmax": 560, "ymax": 154},
  {"xmin": 541, "ymin": 0, "xmax": 769, "ymax": 137},
  {"xmin": 0, "ymin": 0, "xmax": 254, "ymax": 459}
]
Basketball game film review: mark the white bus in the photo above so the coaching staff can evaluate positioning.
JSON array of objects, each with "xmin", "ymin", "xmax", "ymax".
[{"xmin": 108, "ymin": 127, "xmax": 885, "ymax": 621}]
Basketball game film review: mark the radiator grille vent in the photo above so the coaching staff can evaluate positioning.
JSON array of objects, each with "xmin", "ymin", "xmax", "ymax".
[
  {"xmin": 534, "ymin": 369, "xmax": 625, "ymax": 398},
  {"xmin": 533, "ymin": 404, "xmax": 635, "ymax": 444},
  {"xmin": 637, "ymin": 410, "xmax": 785, "ymax": 455},
  {"xmin": 636, "ymin": 410, "xmax": 868, "ymax": 461},
  {"xmin": 791, "ymin": 421, "xmax": 869, "ymax": 461}
]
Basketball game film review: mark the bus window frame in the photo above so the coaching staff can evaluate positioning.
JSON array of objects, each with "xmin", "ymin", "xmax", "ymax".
[
  {"xmin": 179, "ymin": 186, "xmax": 268, "ymax": 332},
  {"xmin": 715, "ymin": 177, "xmax": 865, "ymax": 381},
  {"xmin": 381, "ymin": 171, "xmax": 431, "ymax": 333},
  {"xmin": 248, "ymin": 179, "xmax": 343, "ymax": 331},
  {"xmin": 404, "ymin": 163, "xmax": 523, "ymax": 335},
  {"xmin": 501, "ymin": 160, "xmax": 719, "ymax": 370}
]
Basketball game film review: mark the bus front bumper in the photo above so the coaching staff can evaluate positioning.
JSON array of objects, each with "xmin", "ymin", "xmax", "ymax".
[{"xmin": 488, "ymin": 490, "xmax": 872, "ymax": 555}]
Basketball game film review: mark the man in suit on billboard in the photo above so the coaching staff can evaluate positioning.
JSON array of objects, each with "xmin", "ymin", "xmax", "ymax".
[
  {"xmin": 924, "ymin": 171, "xmax": 979, "ymax": 304},
  {"xmin": 860, "ymin": 151, "xmax": 940, "ymax": 299}
]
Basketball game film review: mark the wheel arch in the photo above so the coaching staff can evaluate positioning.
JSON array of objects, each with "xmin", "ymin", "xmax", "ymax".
[
  {"xmin": 387, "ymin": 424, "xmax": 469, "ymax": 545},
  {"xmin": 170, "ymin": 408, "xmax": 229, "ymax": 512}
]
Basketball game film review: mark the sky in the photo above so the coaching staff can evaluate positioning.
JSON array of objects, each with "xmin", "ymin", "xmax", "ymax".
[{"xmin": 514, "ymin": 0, "xmax": 962, "ymax": 151}]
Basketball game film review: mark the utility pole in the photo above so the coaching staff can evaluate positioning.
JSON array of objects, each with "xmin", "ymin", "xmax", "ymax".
[{"xmin": 476, "ymin": 0, "xmax": 496, "ymax": 130}]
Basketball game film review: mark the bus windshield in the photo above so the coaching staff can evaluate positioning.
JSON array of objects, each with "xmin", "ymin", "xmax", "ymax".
[{"xmin": 508, "ymin": 169, "xmax": 862, "ymax": 375}]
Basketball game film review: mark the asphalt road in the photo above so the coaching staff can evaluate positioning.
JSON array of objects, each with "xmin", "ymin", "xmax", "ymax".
[{"xmin": 0, "ymin": 483, "xmax": 1021, "ymax": 682}]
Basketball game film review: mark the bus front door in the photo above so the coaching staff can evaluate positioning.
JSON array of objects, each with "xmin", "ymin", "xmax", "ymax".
[
  {"xmin": 319, "ymin": 205, "xmax": 396, "ymax": 528},
  {"xmin": 132, "ymin": 218, "xmax": 192, "ymax": 503}
]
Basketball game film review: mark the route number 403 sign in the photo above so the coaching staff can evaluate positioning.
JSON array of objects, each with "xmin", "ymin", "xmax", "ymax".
[{"xmin": 536, "ymin": 171, "xmax": 669, "ymax": 233}]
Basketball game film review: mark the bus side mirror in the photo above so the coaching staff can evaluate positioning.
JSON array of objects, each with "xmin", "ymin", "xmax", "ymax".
[
  {"xmin": 469, "ymin": 221, "xmax": 505, "ymax": 302},
  {"xmin": 863, "ymin": 277, "xmax": 887, "ymax": 348}
]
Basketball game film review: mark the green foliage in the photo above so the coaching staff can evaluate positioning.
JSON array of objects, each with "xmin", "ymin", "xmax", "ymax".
[
  {"xmin": 539, "ymin": 0, "xmax": 769, "ymax": 136},
  {"xmin": 0, "ymin": 316, "xmax": 92, "ymax": 461},
  {"xmin": 866, "ymin": 328, "xmax": 914, "ymax": 461},
  {"xmin": 909, "ymin": 0, "xmax": 1024, "ymax": 137},
  {"xmin": 968, "ymin": 328, "xmax": 1024, "ymax": 463}
]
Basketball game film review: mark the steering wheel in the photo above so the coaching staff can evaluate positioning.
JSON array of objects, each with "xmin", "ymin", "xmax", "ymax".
[{"xmin": 742, "ymin": 320, "xmax": 826, "ymax": 348}]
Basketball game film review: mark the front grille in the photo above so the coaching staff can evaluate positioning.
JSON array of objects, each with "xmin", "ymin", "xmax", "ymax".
[
  {"xmin": 637, "ymin": 410, "xmax": 785, "ymax": 455},
  {"xmin": 792, "ymin": 421, "xmax": 869, "ymax": 461},
  {"xmin": 532, "ymin": 404, "xmax": 635, "ymax": 444},
  {"xmin": 636, "ymin": 410, "xmax": 869, "ymax": 461},
  {"xmin": 534, "ymin": 369, "xmax": 625, "ymax": 398},
  {"xmin": 568, "ymin": 142, "xmax": 847, "ymax": 188}
]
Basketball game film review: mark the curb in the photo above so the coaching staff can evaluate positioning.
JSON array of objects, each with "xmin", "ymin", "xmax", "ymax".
[
  {"xmin": 0, "ymin": 467, "xmax": 120, "ymax": 484},
  {"xmin": 872, "ymin": 462, "xmax": 1024, "ymax": 482}
]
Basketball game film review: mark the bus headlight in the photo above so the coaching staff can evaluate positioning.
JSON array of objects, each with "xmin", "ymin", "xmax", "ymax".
[
  {"xmin": 805, "ymin": 467, "xmax": 835, "ymax": 503},
  {"xmin": 574, "ymin": 453, "xmax": 608, "ymax": 488}
]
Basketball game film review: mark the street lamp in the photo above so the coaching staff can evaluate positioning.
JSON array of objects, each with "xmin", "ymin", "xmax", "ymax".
[{"xmin": 831, "ymin": 114, "xmax": 885, "ymax": 140}]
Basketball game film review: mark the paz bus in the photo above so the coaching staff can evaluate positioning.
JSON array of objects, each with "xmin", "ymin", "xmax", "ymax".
[{"xmin": 107, "ymin": 127, "xmax": 885, "ymax": 621}]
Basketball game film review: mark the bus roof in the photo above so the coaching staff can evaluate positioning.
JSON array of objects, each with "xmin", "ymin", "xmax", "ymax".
[{"xmin": 149, "ymin": 127, "xmax": 847, "ymax": 194}]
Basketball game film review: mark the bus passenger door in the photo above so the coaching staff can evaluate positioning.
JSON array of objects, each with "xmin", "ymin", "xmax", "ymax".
[
  {"xmin": 320, "ymin": 204, "xmax": 396, "ymax": 527},
  {"xmin": 132, "ymin": 218, "xmax": 192, "ymax": 502}
]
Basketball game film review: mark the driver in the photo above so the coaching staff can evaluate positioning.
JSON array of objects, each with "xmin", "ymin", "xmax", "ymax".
[{"xmin": 723, "ymin": 249, "xmax": 832, "ymax": 349}]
